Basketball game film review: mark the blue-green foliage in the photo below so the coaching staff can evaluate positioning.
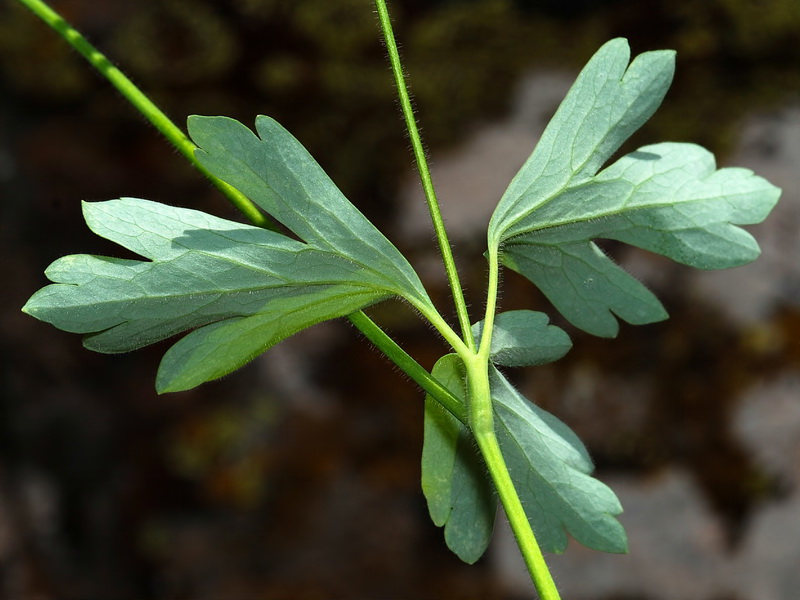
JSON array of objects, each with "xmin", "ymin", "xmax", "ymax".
[
  {"xmin": 23, "ymin": 38, "xmax": 780, "ymax": 565},
  {"xmin": 23, "ymin": 117, "xmax": 437, "ymax": 392},
  {"xmin": 422, "ymin": 38, "xmax": 778, "ymax": 561},
  {"xmin": 489, "ymin": 39, "xmax": 779, "ymax": 337}
]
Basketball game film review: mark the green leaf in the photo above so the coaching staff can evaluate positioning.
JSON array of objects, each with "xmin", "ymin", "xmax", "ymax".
[
  {"xmin": 491, "ymin": 367, "xmax": 627, "ymax": 554},
  {"xmin": 488, "ymin": 39, "xmax": 781, "ymax": 337},
  {"xmin": 500, "ymin": 240, "xmax": 667, "ymax": 338},
  {"xmin": 23, "ymin": 198, "xmax": 403, "ymax": 392},
  {"xmin": 421, "ymin": 354, "xmax": 496, "ymax": 563},
  {"xmin": 23, "ymin": 115, "xmax": 441, "ymax": 392},
  {"xmin": 188, "ymin": 115, "xmax": 431, "ymax": 306},
  {"xmin": 472, "ymin": 310, "xmax": 572, "ymax": 367},
  {"xmin": 489, "ymin": 38, "xmax": 675, "ymax": 242},
  {"xmin": 421, "ymin": 355, "xmax": 625, "ymax": 560}
]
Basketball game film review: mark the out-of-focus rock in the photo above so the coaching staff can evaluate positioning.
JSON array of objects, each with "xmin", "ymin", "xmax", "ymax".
[
  {"xmin": 494, "ymin": 469, "xmax": 734, "ymax": 599},
  {"xmin": 688, "ymin": 107, "xmax": 800, "ymax": 325}
]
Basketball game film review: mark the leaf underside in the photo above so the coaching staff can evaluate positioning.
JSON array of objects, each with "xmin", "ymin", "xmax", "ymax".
[
  {"xmin": 422, "ymin": 355, "xmax": 497, "ymax": 564},
  {"xmin": 23, "ymin": 199, "xmax": 395, "ymax": 391},
  {"xmin": 188, "ymin": 115, "xmax": 431, "ymax": 306},
  {"xmin": 422, "ymin": 355, "xmax": 627, "ymax": 558},
  {"xmin": 472, "ymin": 310, "xmax": 572, "ymax": 368},
  {"xmin": 491, "ymin": 367, "xmax": 627, "ymax": 554},
  {"xmin": 23, "ymin": 117, "xmax": 436, "ymax": 392},
  {"xmin": 488, "ymin": 38, "xmax": 781, "ymax": 338}
]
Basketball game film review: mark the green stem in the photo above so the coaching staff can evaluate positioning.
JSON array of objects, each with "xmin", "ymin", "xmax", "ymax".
[
  {"xmin": 470, "ymin": 246, "xmax": 561, "ymax": 597},
  {"xmin": 375, "ymin": 2, "xmax": 560, "ymax": 593},
  {"xmin": 16, "ymin": 0, "xmax": 273, "ymax": 231},
  {"xmin": 464, "ymin": 356, "xmax": 562, "ymax": 600},
  {"xmin": 347, "ymin": 311, "xmax": 467, "ymax": 424},
  {"xmin": 478, "ymin": 245, "xmax": 501, "ymax": 359},
  {"xmin": 373, "ymin": 0, "xmax": 475, "ymax": 351}
]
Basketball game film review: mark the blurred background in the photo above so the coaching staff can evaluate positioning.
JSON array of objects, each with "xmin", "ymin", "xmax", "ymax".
[{"xmin": 1, "ymin": 0, "xmax": 799, "ymax": 598}]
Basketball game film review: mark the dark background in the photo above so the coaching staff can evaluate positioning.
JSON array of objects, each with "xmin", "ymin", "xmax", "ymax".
[{"xmin": 2, "ymin": 0, "xmax": 799, "ymax": 598}]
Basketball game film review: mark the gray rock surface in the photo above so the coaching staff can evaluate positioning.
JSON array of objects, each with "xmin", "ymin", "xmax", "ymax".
[{"xmin": 688, "ymin": 107, "xmax": 800, "ymax": 325}]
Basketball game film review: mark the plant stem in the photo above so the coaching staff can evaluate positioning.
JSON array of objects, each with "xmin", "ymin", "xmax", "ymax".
[
  {"xmin": 373, "ymin": 0, "xmax": 475, "ymax": 351},
  {"xmin": 478, "ymin": 245, "xmax": 501, "ymax": 359},
  {"xmin": 15, "ymin": 0, "xmax": 273, "ymax": 231},
  {"xmin": 464, "ymin": 356, "xmax": 562, "ymax": 600},
  {"xmin": 373, "ymin": 3, "xmax": 562, "ymax": 594},
  {"xmin": 470, "ymin": 247, "xmax": 562, "ymax": 597},
  {"xmin": 347, "ymin": 311, "xmax": 467, "ymax": 424}
]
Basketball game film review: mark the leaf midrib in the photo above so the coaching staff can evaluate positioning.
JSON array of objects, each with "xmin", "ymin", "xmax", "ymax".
[
  {"xmin": 494, "ymin": 403, "xmax": 620, "ymax": 550},
  {"xmin": 100, "ymin": 225, "xmax": 416, "ymax": 300},
  {"xmin": 498, "ymin": 173, "xmax": 754, "ymax": 245}
]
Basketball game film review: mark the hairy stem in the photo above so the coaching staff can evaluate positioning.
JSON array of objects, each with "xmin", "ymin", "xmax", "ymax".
[
  {"xmin": 348, "ymin": 311, "xmax": 467, "ymax": 424},
  {"xmin": 373, "ymin": 0, "xmax": 475, "ymax": 351},
  {"xmin": 373, "ymin": 2, "xmax": 562, "ymax": 593},
  {"xmin": 478, "ymin": 245, "xmax": 501, "ymax": 359},
  {"xmin": 464, "ymin": 356, "xmax": 562, "ymax": 600},
  {"xmin": 16, "ymin": 0, "xmax": 273, "ymax": 230}
]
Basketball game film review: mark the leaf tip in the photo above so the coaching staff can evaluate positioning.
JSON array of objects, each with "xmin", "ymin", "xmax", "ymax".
[
  {"xmin": 20, "ymin": 299, "xmax": 35, "ymax": 317},
  {"xmin": 155, "ymin": 367, "xmax": 189, "ymax": 395},
  {"xmin": 79, "ymin": 198, "xmax": 93, "ymax": 221},
  {"xmin": 155, "ymin": 378, "xmax": 181, "ymax": 396},
  {"xmin": 186, "ymin": 114, "xmax": 223, "ymax": 150},
  {"xmin": 603, "ymin": 37, "xmax": 630, "ymax": 51}
]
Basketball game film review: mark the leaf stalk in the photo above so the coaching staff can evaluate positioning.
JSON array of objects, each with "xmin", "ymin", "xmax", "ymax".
[
  {"xmin": 348, "ymin": 311, "xmax": 467, "ymax": 424},
  {"xmin": 463, "ymin": 355, "xmax": 562, "ymax": 600},
  {"xmin": 478, "ymin": 245, "xmax": 502, "ymax": 360}
]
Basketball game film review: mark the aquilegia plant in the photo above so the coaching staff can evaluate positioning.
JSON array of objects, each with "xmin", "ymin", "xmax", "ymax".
[{"xmin": 18, "ymin": 0, "xmax": 780, "ymax": 597}]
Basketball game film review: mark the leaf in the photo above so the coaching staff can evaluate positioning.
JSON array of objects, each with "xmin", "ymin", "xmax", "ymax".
[
  {"xmin": 489, "ymin": 38, "xmax": 675, "ymax": 242},
  {"xmin": 472, "ymin": 310, "xmax": 572, "ymax": 367},
  {"xmin": 500, "ymin": 241, "xmax": 667, "ymax": 338},
  {"xmin": 188, "ymin": 115, "xmax": 431, "ymax": 306},
  {"xmin": 422, "ymin": 355, "xmax": 626, "ymax": 559},
  {"xmin": 421, "ymin": 354, "xmax": 496, "ymax": 563},
  {"xmin": 488, "ymin": 39, "xmax": 781, "ymax": 337},
  {"xmin": 23, "ymin": 114, "xmax": 440, "ymax": 392},
  {"xmin": 491, "ymin": 367, "xmax": 627, "ymax": 554},
  {"xmin": 23, "ymin": 198, "xmax": 405, "ymax": 392}
]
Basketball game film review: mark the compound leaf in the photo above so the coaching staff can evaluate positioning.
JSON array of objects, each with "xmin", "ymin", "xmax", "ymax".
[
  {"xmin": 472, "ymin": 310, "xmax": 572, "ymax": 367},
  {"xmin": 188, "ymin": 115, "xmax": 431, "ymax": 306},
  {"xmin": 489, "ymin": 39, "xmax": 781, "ymax": 337},
  {"xmin": 421, "ymin": 354, "xmax": 496, "ymax": 563},
  {"xmin": 491, "ymin": 367, "xmax": 627, "ymax": 554},
  {"xmin": 23, "ymin": 198, "xmax": 404, "ymax": 392}
]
